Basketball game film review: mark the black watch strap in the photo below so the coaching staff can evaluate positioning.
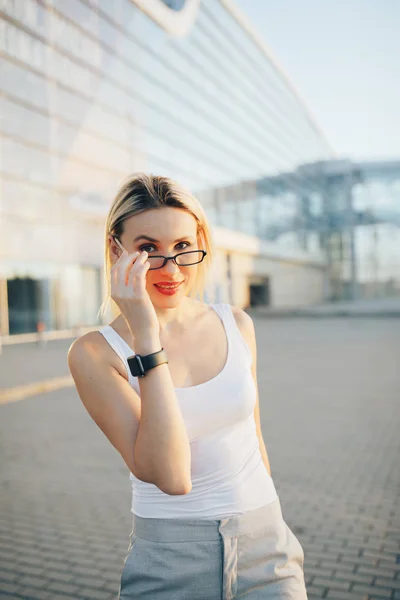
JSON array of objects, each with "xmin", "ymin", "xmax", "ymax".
[{"xmin": 127, "ymin": 348, "xmax": 168, "ymax": 378}]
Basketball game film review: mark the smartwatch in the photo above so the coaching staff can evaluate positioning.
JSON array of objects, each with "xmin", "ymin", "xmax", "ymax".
[{"xmin": 127, "ymin": 348, "xmax": 168, "ymax": 378}]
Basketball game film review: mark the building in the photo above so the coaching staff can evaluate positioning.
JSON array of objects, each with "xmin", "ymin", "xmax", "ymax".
[
  {"xmin": 0, "ymin": 0, "xmax": 334, "ymax": 336},
  {"xmin": 254, "ymin": 159, "xmax": 400, "ymax": 301}
]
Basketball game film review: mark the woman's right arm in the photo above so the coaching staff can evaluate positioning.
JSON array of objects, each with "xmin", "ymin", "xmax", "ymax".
[{"xmin": 67, "ymin": 333, "xmax": 192, "ymax": 496}]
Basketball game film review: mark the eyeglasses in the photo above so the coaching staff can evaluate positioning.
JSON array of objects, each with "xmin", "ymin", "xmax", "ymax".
[{"xmin": 112, "ymin": 235, "xmax": 207, "ymax": 270}]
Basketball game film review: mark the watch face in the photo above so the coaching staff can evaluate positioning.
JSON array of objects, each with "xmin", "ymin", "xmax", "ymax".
[
  {"xmin": 159, "ymin": 0, "xmax": 187, "ymax": 10},
  {"xmin": 127, "ymin": 355, "xmax": 143, "ymax": 377}
]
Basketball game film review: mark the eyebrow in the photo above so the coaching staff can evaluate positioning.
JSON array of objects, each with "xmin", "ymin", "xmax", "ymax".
[{"xmin": 133, "ymin": 235, "xmax": 195, "ymax": 243}]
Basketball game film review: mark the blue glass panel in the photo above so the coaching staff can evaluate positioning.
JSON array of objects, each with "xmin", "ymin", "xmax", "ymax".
[{"xmin": 159, "ymin": 0, "xmax": 187, "ymax": 10}]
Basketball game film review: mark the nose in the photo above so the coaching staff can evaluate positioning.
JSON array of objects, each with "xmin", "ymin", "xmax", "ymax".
[{"xmin": 161, "ymin": 257, "xmax": 181, "ymax": 275}]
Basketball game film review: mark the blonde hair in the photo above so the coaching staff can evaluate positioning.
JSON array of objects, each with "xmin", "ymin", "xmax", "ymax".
[{"xmin": 97, "ymin": 173, "xmax": 215, "ymax": 321}]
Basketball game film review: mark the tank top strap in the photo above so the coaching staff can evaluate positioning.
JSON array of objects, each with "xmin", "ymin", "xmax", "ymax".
[
  {"xmin": 212, "ymin": 303, "xmax": 253, "ymax": 367},
  {"xmin": 97, "ymin": 325, "xmax": 137, "ymax": 387}
]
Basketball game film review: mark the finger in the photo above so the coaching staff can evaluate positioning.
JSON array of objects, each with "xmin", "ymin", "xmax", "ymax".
[
  {"xmin": 136, "ymin": 260, "xmax": 151, "ymax": 295},
  {"xmin": 112, "ymin": 252, "xmax": 139, "ymax": 293},
  {"xmin": 125, "ymin": 251, "xmax": 146, "ymax": 286},
  {"xmin": 128, "ymin": 251, "xmax": 149, "ymax": 291},
  {"xmin": 117, "ymin": 252, "xmax": 140, "ymax": 286},
  {"xmin": 111, "ymin": 263, "xmax": 118, "ymax": 290},
  {"xmin": 113, "ymin": 248, "xmax": 128, "ymax": 267},
  {"xmin": 111, "ymin": 249, "xmax": 131, "ymax": 278}
]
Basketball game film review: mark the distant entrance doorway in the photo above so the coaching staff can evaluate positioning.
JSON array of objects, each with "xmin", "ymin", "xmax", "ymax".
[
  {"xmin": 249, "ymin": 277, "xmax": 270, "ymax": 307},
  {"xmin": 7, "ymin": 277, "xmax": 49, "ymax": 335}
]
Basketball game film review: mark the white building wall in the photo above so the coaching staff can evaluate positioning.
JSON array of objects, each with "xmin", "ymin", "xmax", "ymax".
[{"xmin": 208, "ymin": 227, "xmax": 326, "ymax": 309}]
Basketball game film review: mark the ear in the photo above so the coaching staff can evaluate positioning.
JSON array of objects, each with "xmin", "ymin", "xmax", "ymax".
[{"xmin": 108, "ymin": 235, "xmax": 121, "ymax": 263}]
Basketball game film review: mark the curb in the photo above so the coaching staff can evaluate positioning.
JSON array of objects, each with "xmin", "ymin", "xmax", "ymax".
[
  {"xmin": 247, "ymin": 310, "xmax": 400, "ymax": 319},
  {"xmin": 0, "ymin": 375, "xmax": 74, "ymax": 405}
]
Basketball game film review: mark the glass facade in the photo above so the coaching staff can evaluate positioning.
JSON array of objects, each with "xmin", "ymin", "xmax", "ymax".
[
  {"xmin": 351, "ymin": 178, "xmax": 400, "ymax": 297},
  {"xmin": 0, "ymin": 0, "xmax": 334, "ymax": 333},
  {"xmin": 254, "ymin": 161, "xmax": 400, "ymax": 300}
]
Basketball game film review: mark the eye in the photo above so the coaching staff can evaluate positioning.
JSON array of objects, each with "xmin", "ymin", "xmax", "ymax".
[
  {"xmin": 139, "ymin": 244, "xmax": 156, "ymax": 253},
  {"xmin": 176, "ymin": 241, "xmax": 191, "ymax": 250},
  {"xmin": 139, "ymin": 242, "xmax": 191, "ymax": 253}
]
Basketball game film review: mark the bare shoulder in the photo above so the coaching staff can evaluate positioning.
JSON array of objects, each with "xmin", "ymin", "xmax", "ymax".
[
  {"xmin": 67, "ymin": 332, "xmax": 102, "ymax": 375},
  {"xmin": 68, "ymin": 331, "xmax": 104, "ymax": 362},
  {"xmin": 229, "ymin": 304, "xmax": 257, "ymax": 357},
  {"xmin": 229, "ymin": 305, "xmax": 255, "ymax": 336},
  {"xmin": 229, "ymin": 305, "xmax": 258, "ymax": 369},
  {"xmin": 67, "ymin": 330, "xmax": 126, "ymax": 379}
]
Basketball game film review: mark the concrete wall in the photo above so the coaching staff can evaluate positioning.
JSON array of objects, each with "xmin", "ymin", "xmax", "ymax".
[{"xmin": 208, "ymin": 227, "xmax": 327, "ymax": 309}]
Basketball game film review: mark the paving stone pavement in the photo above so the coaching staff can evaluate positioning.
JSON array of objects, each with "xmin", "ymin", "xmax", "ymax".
[
  {"xmin": 0, "ymin": 339, "xmax": 74, "ymax": 390},
  {"xmin": 0, "ymin": 317, "xmax": 399, "ymax": 599}
]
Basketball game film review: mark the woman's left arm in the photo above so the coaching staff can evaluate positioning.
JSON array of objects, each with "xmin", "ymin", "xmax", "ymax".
[{"xmin": 231, "ymin": 306, "xmax": 272, "ymax": 477}]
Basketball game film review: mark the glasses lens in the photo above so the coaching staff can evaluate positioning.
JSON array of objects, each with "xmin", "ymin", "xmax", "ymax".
[
  {"xmin": 175, "ymin": 251, "xmax": 204, "ymax": 266},
  {"xmin": 148, "ymin": 256, "xmax": 166, "ymax": 270}
]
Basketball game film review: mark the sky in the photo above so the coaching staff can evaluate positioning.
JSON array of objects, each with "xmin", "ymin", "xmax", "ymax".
[{"xmin": 234, "ymin": 0, "xmax": 400, "ymax": 162}]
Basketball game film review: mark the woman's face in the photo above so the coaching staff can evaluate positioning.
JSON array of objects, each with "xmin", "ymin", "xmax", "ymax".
[{"xmin": 109, "ymin": 207, "xmax": 201, "ymax": 306}]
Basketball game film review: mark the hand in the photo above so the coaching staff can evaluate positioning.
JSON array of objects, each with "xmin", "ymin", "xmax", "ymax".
[{"xmin": 110, "ymin": 249, "xmax": 160, "ymax": 340}]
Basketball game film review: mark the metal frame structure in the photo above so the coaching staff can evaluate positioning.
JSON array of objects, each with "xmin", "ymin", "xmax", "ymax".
[{"xmin": 255, "ymin": 159, "xmax": 400, "ymax": 300}]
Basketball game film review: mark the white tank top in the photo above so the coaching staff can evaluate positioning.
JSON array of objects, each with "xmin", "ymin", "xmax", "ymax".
[{"xmin": 98, "ymin": 303, "xmax": 278, "ymax": 519}]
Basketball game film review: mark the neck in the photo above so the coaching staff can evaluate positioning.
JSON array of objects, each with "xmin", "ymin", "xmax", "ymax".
[
  {"xmin": 156, "ymin": 297, "xmax": 201, "ymax": 334},
  {"xmin": 117, "ymin": 297, "xmax": 203, "ymax": 337}
]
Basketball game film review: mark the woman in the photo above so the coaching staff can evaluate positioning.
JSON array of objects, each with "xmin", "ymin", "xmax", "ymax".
[{"xmin": 67, "ymin": 173, "xmax": 308, "ymax": 599}]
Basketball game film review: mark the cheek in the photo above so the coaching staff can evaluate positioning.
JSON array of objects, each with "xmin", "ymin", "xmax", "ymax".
[
  {"xmin": 182, "ymin": 266, "xmax": 196, "ymax": 281},
  {"xmin": 146, "ymin": 274, "xmax": 161, "ymax": 290}
]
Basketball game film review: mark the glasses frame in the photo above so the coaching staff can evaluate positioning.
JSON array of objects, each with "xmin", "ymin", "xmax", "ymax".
[{"xmin": 112, "ymin": 235, "xmax": 207, "ymax": 270}]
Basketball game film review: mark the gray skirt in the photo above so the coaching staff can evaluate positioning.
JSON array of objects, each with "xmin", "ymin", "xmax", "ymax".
[{"xmin": 118, "ymin": 496, "xmax": 308, "ymax": 599}]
